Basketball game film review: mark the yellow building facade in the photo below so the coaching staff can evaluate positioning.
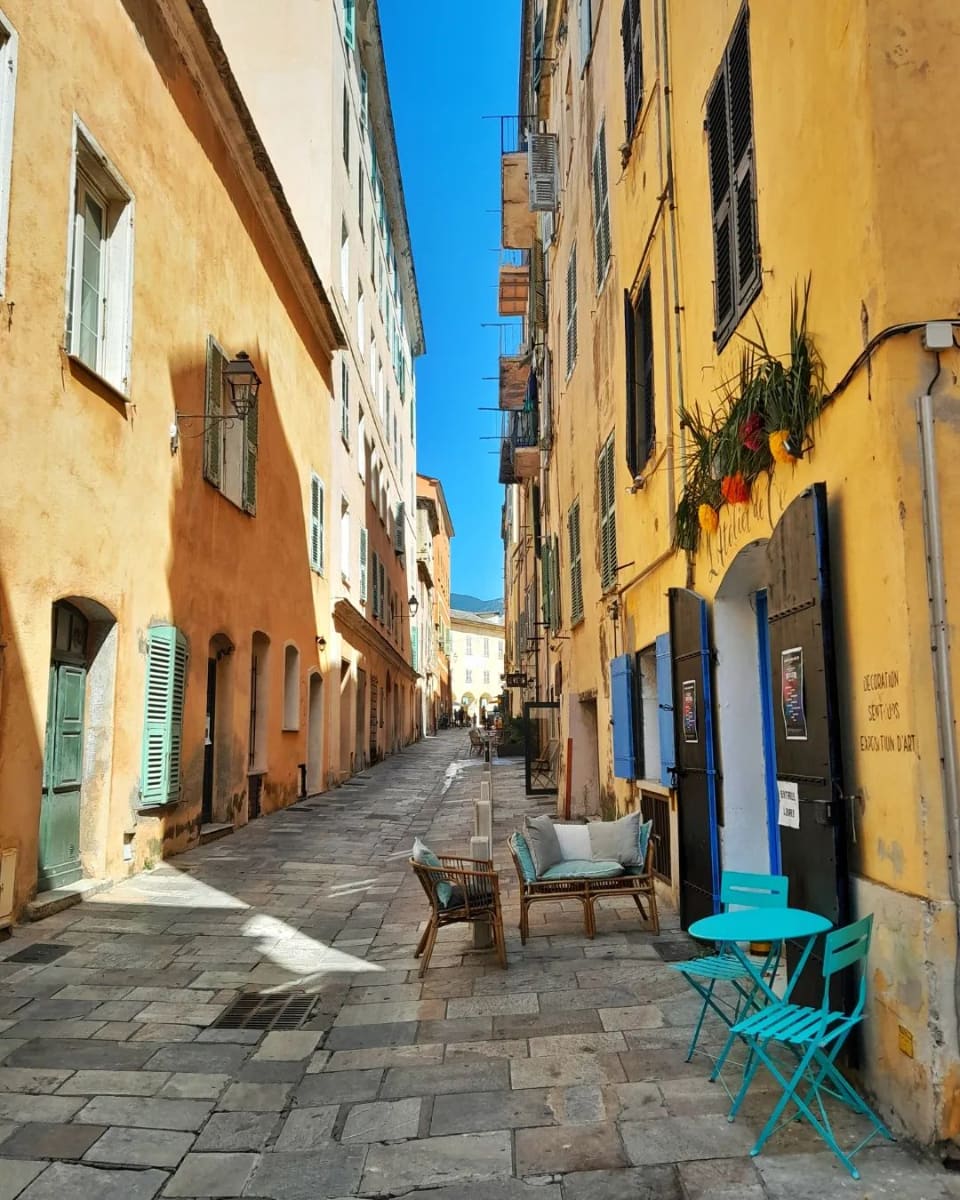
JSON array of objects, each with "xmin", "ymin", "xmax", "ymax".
[
  {"xmin": 0, "ymin": 0, "xmax": 419, "ymax": 923},
  {"xmin": 504, "ymin": 0, "xmax": 960, "ymax": 1144}
]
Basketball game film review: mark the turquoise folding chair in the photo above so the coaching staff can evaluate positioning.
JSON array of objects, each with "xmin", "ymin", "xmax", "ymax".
[
  {"xmin": 670, "ymin": 871, "xmax": 788, "ymax": 1068},
  {"xmin": 728, "ymin": 914, "xmax": 893, "ymax": 1178}
]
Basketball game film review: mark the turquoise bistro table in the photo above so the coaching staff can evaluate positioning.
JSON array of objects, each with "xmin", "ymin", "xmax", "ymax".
[{"xmin": 688, "ymin": 906, "xmax": 832, "ymax": 1083}]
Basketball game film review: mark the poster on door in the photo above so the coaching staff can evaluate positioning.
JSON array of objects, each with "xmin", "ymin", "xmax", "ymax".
[
  {"xmin": 781, "ymin": 647, "xmax": 808, "ymax": 741},
  {"xmin": 681, "ymin": 679, "xmax": 698, "ymax": 743}
]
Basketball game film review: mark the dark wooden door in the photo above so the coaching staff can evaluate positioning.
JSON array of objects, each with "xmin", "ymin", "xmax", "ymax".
[
  {"xmin": 767, "ymin": 483, "xmax": 849, "ymax": 1007},
  {"xmin": 669, "ymin": 588, "xmax": 721, "ymax": 928},
  {"xmin": 201, "ymin": 658, "xmax": 216, "ymax": 825},
  {"xmin": 39, "ymin": 604, "xmax": 88, "ymax": 890}
]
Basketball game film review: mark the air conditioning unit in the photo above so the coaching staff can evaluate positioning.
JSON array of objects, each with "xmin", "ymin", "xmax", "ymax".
[{"xmin": 528, "ymin": 133, "xmax": 558, "ymax": 212}]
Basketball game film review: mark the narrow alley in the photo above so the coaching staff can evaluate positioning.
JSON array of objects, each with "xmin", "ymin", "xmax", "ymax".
[{"xmin": 0, "ymin": 734, "xmax": 956, "ymax": 1200}]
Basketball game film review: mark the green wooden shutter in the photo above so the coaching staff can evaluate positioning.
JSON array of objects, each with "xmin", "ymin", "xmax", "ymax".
[
  {"xmin": 541, "ymin": 539, "xmax": 553, "ymax": 628},
  {"xmin": 344, "ymin": 0, "xmax": 356, "ymax": 49},
  {"xmin": 372, "ymin": 550, "xmax": 380, "ymax": 618},
  {"xmin": 551, "ymin": 535, "xmax": 562, "ymax": 631},
  {"xmin": 242, "ymin": 396, "xmax": 259, "ymax": 515},
  {"xmin": 359, "ymin": 526, "xmax": 368, "ymax": 603},
  {"xmin": 569, "ymin": 501, "xmax": 584, "ymax": 624},
  {"xmin": 203, "ymin": 336, "xmax": 224, "ymax": 488},
  {"xmin": 140, "ymin": 625, "xmax": 188, "ymax": 807},
  {"xmin": 411, "ymin": 627, "xmax": 419, "ymax": 672},
  {"xmin": 599, "ymin": 437, "xmax": 617, "ymax": 590}
]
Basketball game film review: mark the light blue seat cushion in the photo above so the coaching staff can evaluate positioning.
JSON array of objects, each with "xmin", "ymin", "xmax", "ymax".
[
  {"xmin": 540, "ymin": 859, "xmax": 624, "ymax": 881},
  {"xmin": 511, "ymin": 833, "xmax": 538, "ymax": 884},
  {"xmin": 638, "ymin": 818, "xmax": 653, "ymax": 865},
  {"xmin": 412, "ymin": 837, "xmax": 453, "ymax": 906}
]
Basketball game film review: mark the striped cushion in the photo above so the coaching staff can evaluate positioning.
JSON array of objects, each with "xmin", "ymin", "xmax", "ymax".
[
  {"xmin": 511, "ymin": 833, "xmax": 538, "ymax": 883},
  {"xmin": 540, "ymin": 859, "xmax": 624, "ymax": 881}
]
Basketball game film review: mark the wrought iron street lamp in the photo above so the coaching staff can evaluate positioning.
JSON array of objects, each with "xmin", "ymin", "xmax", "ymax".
[{"xmin": 170, "ymin": 350, "xmax": 262, "ymax": 453}]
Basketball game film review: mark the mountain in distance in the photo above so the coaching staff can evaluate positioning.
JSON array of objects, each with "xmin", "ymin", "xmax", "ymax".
[{"xmin": 451, "ymin": 593, "xmax": 504, "ymax": 614}]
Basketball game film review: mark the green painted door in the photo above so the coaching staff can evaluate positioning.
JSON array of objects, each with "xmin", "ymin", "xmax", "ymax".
[{"xmin": 39, "ymin": 606, "xmax": 87, "ymax": 890}]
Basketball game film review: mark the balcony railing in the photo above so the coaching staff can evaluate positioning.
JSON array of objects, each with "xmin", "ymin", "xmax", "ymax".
[{"xmin": 498, "ymin": 249, "xmax": 529, "ymax": 317}]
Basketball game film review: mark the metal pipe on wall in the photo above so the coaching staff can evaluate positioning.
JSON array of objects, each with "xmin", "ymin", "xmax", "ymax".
[{"xmin": 917, "ymin": 382, "xmax": 960, "ymax": 1058}]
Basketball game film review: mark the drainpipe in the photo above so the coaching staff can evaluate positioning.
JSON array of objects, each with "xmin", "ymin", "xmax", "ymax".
[
  {"xmin": 657, "ymin": 0, "xmax": 692, "ymax": 588},
  {"xmin": 917, "ymin": 374, "xmax": 960, "ymax": 1061}
]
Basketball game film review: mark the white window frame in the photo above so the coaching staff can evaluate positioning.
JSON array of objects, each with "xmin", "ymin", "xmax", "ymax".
[
  {"xmin": 64, "ymin": 118, "xmax": 135, "ymax": 396},
  {"xmin": 340, "ymin": 357, "xmax": 350, "ymax": 447},
  {"xmin": 357, "ymin": 283, "xmax": 365, "ymax": 357},
  {"xmin": 282, "ymin": 643, "xmax": 300, "ymax": 731},
  {"xmin": 0, "ymin": 9, "xmax": 18, "ymax": 298},
  {"xmin": 340, "ymin": 219, "xmax": 349, "ymax": 299},
  {"xmin": 357, "ymin": 413, "xmax": 367, "ymax": 481}
]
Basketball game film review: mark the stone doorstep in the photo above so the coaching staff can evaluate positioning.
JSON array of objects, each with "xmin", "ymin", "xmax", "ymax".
[
  {"xmin": 199, "ymin": 823, "xmax": 235, "ymax": 846},
  {"xmin": 26, "ymin": 878, "xmax": 113, "ymax": 922}
]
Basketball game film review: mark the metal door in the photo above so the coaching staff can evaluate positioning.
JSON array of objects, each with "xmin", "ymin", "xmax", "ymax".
[
  {"xmin": 201, "ymin": 658, "xmax": 216, "ymax": 825},
  {"xmin": 39, "ymin": 603, "xmax": 88, "ymax": 890},
  {"xmin": 669, "ymin": 588, "xmax": 720, "ymax": 928},
  {"xmin": 767, "ymin": 483, "xmax": 849, "ymax": 1006}
]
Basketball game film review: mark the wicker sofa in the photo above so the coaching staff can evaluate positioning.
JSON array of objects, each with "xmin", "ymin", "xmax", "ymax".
[{"xmin": 508, "ymin": 822, "xmax": 660, "ymax": 941}]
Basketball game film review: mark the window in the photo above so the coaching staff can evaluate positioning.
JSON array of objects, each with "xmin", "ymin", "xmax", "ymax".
[
  {"xmin": 282, "ymin": 644, "xmax": 300, "ymax": 731},
  {"xmin": 483, "ymin": 670, "xmax": 490, "ymax": 685},
  {"xmin": 483, "ymin": 638, "xmax": 490, "ymax": 657},
  {"xmin": 359, "ymin": 526, "xmax": 368, "ymax": 602},
  {"xmin": 625, "ymin": 274, "xmax": 655, "ymax": 475},
  {"xmin": 340, "ymin": 220, "xmax": 349, "ymax": 298},
  {"xmin": 466, "ymin": 669, "xmax": 473, "ymax": 685},
  {"xmin": 379, "ymin": 557, "xmax": 386, "ymax": 620},
  {"xmin": 372, "ymin": 549, "xmax": 381, "ymax": 618},
  {"xmin": 568, "ymin": 498, "xmax": 584, "ymax": 624},
  {"xmin": 707, "ymin": 7, "xmax": 760, "ymax": 347},
  {"xmin": 309, "ymin": 472, "xmax": 325, "ymax": 573},
  {"xmin": 357, "ymin": 284, "xmax": 365, "ymax": 356},
  {"xmin": 380, "ymin": 484, "xmax": 387, "ymax": 524},
  {"xmin": 203, "ymin": 336, "xmax": 258, "ymax": 513},
  {"xmin": 66, "ymin": 124, "xmax": 134, "ymax": 392},
  {"xmin": 621, "ymin": 0, "xmax": 643, "ymax": 134},
  {"xmin": 342, "ymin": 83, "xmax": 350, "ymax": 170},
  {"xmin": 498, "ymin": 641, "xmax": 504, "ymax": 659},
  {"xmin": 340, "ymin": 496, "xmax": 351, "ymax": 583},
  {"xmin": 358, "ymin": 413, "xmax": 367, "ymax": 480},
  {"xmin": 565, "ymin": 246, "xmax": 578, "ymax": 377},
  {"xmin": 340, "ymin": 358, "xmax": 350, "ymax": 446},
  {"xmin": 0, "ymin": 10, "xmax": 17, "ymax": 297},
  {"xmin": 139, "ymin": 624, "xmax": 187, "ymax": 807},
  {"xmin": 542, "ymin": 534, "xmax": 562, "ymax": 632},
  {"xmin": 577, "ymin": 0, "xmax": 593, "ymax": 72},
  {"xmin": 592, "ymin": 122, "xmax": 611, "ymax": 290},
  {"xmin": 343, "ymin": 0, "xmax": 355, "ymax": 48},
  {"xmin": 599, "ymin": 433, "xmax": 617, "ymax": 590},
  {"xmin": 465, "ymin": 636, "xmax": 473, "ymax": 656},
  {"xmin": 249, "ymin": 632, "xmax": 269, "ymax": 772},
  {"xmin": 369, "ymin": 344, "xmax": 377, "ymax": 393}
]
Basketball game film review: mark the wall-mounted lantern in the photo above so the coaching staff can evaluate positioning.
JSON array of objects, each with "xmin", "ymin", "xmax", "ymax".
[{"xmin": 170, "ymin": 350, "xmax": 262, "ymax": 453}]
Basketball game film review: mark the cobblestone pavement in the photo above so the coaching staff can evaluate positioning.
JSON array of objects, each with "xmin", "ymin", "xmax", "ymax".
[{"xmin": 1, "ymin": 731, "xmax": 957, "ymax": 1199}]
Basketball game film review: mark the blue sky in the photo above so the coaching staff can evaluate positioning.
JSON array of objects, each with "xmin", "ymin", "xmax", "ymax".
[{"xmin": 379, "ymin": 1, "xmax": 520, "ymax": 602}]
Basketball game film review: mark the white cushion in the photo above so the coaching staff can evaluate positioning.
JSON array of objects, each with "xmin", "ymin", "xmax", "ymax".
[{"xmin": 554, "ymin": 822, "xmax": 591, "ymax": 861}]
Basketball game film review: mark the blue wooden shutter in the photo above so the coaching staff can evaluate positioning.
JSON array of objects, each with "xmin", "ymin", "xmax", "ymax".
[
  {"xmin": 343, "ymin": 0, "xmax": 356, "ymax": 48},
  {"xmin": 141, "ymin": 625, "xmax": 188, "ymax": 806},
  {"xmin": 656, "ymin": 632, "xmax": 676, "ymax": 786},
  {"xmin": 611, "ymin": 653, "xmax": 636, "ymax": 779}
]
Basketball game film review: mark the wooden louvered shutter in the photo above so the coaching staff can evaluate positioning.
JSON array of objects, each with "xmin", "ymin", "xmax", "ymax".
[
  {"xmin": 592, "ymin": 126, "xmax": 611, "ymax": 289},
  {"xmin": 621, "ymin": 0, "xmax": 643, "ymax": 133},
  {"xmin": 203, "ymin": 336, "xmax": 224, "ymax": 488},
  {"xmin": 359, "ymin": 526, "xmax": 368, "ymax": 603},
  {"xmin": 309, "ymin": 474, "xmax": 324, "ymax": 572},
  {"xmin": 728, "ymin": 11, "xmax": 758, "ymax": 310},
  {"xmin": 372, "ymin": 550, "xmax": 380, "ymax": 617},
  {"xmin": 566, "ymin": 247, "xmax": 578, "ymax": 376},
  {"xmin": 638, "ymin": 277, "xmax": 655, "ymax": 462},
  {"xmin": 140, "ymin": 625, "xmax": 188, "ymax": 806},
  {"xmin": 624, "ymin": 290, "xmax": 638, "ymax": 477},
  {"xmin": 706, "ymin": 69, "xmax": 733, "ymax": 337},
  {"xmin": 569, "ymin": 501, "xmax": 584, "ymax": 624},
  {"xmin": 541, "ymin": 539, "xmax": 553, "ymax": 629},
  {"xmin": 599, "ymin": 437, "xmax": 617, "ymax": 591},
  {"xmin": 242, "ymin": 396, "xmax": 258, "ymax": 515},
  {"xmin": 611, "ymin": 653, "xmax": 637, "ymax": 779}
]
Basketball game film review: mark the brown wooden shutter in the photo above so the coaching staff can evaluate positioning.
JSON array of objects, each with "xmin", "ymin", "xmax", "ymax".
[
  {"xmin": 639, "ymin": 276, "xmax": 655, "ymax": 462},
  {"xmin": 621, "ymin": 0, "xmax": 643, "ymax": 133},
  {"xmin": 728, "ymin": 11, "xmax": 759, "ymax": 308}
]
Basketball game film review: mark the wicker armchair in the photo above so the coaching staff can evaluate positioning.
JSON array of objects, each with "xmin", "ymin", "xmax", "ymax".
[{"xmin": 410, "ymin": 855, "xmax": 507, "ymax": 977}]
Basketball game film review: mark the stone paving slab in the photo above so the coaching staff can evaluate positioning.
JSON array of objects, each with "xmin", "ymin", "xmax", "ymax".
[{"xmin": 1, "ymin": 735, "xmax": 950, "ymax": 1200}]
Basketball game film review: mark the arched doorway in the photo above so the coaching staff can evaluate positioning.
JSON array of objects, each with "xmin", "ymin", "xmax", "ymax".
[{"xmin": 307, "ymin": 671, "xmax": 324, "ymax": 793}]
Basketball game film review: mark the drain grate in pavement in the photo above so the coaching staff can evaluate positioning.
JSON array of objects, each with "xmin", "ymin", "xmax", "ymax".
[
  {"xmin": 215, "ymin": 990, "xmax": 317, "ymax": 1030},
  {"xmin": 6, "ymin": 942, "xmax": 73, "ymax": 964},
  {"xmin": 653, "ymin": 940, "xmax": 709, "ymax": 962}
]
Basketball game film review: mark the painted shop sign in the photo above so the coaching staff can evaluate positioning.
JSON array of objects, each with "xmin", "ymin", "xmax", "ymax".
[
  {"xmin": 857, "ymin": 667, "xmax": 918, "ymax": 755},
  {"xmin": 781, "ymin": 647, "xmax": 807, "ymax": 741}
]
